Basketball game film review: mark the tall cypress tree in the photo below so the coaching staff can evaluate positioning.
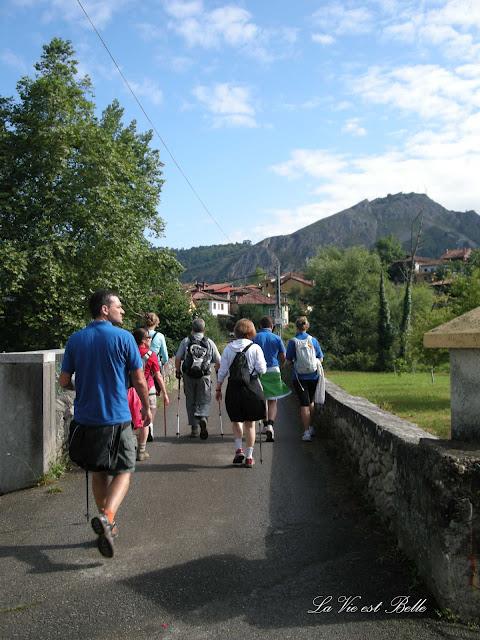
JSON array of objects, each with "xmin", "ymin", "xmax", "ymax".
[{"xmin": 376, "ymin": 270, "xmax": 395, "ymax": 370}]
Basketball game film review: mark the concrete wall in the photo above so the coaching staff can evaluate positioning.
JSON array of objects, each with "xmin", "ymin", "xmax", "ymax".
[
  {"xmin": 0, "ymin": 350, "xmax": 73, "ymax": 494},
  {"xmin": 319, "ymin": 380, "xmax": 480, "ymax": 622}
]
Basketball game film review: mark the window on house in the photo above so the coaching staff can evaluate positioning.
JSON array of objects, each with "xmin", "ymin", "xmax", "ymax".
[{"xmin": 213, "ymin": 302, "xmax": 216, "ymax": 309}]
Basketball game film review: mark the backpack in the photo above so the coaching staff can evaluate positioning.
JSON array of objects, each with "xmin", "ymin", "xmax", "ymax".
[
  {"xmin": 182, "ymin": 336, "xmax": 211, "ymax": 378},
  {"xmin": 229, "ymin": 343, "xmax": 254, "ymax": 386},
  {"xmin": 293, "ymin": 336, "xmax": 318, "ymax": 375}
]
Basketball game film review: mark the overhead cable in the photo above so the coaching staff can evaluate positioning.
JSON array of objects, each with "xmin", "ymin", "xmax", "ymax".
[{"xmin": 76, "ymin": 0, "xmax": 231, "ymax": 243}]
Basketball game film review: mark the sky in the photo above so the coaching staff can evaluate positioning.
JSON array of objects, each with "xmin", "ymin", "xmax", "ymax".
[{"xmin": 1, "ymin": 0, "xmax": 480, "ymax": 250}]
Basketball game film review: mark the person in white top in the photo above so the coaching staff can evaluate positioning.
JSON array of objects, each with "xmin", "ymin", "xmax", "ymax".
[{"xmin": 216, "ymin": 318, "xmax": 267, "ymax": 468}]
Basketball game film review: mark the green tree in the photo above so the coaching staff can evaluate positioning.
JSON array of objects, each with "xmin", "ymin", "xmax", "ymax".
[
  {"xmin": 306, "ymin": 246, "xmax": 383, "ymax": 370},
  {"xmin": 374, "ymin": 234, "xmax": 404, "ymax": 267},
  {"xmin": 376, "ymin": 270, "xmax": 395, "ymax": 370},
  {"xmin": 0, "ymin": 38, "xmax": 184, "ymax": 351},
  {"xmin": 448, "ymin": 267, "xmax": 480, "ymax": 316}
]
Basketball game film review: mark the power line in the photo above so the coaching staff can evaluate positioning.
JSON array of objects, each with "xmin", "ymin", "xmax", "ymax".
[{"xmin": 76, "ymin": 0, "xmax": 231, "ymax": 243}]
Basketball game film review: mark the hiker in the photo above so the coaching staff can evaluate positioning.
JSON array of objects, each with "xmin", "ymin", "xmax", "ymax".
[
  {"xmin": 143, "ymin": 312, "xmax": 169, "ymax": 441},
  {"xmin": 132, "ymin": 327, "xmax": 169, "ymax": 460},
  {"xmin": 215, "ymin": 318, "xmax": 267, "ymax": 468},
  {"xmin": 175, "ymin": 318, "xmax": 221, "ymax": 439},
  {"xmin": 253, "ymin": 316, "xmax": 290, "ymax": 442},
  {"xmin": 143, "ymin": 312, "xmax": 169, "ymax": 366},
  {"xmin": 59, "ymin": 289, "xmax": 152, "ymax": 558},
  {"xmin": 285, "ymin": 316, "xmax": 324, "ymax": 442}
]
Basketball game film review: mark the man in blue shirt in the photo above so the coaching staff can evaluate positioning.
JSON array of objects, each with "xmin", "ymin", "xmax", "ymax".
[
  {"xmin": 59, "ymin": 289, "xmax": 151, "ymax": 558},
  {"xmin": 253, "ymin": 316, "xmax": 290, "ymax": 442},
  {"xmin": 286, "ymin": 316, "xmax": 324, "ymax": 442}
]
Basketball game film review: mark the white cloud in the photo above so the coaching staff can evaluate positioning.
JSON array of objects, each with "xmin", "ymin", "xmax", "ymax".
[
  {"xmin": 312, "ymin": 33, "xmax": 335, "ymax": 45},
  {"xmin": 312, "ymin": 3, "xmax": 374, "ymax": 35},
  {"xmin": 0, "ymin": 48, "xmax": 27, "ymax": 72},
  {"xmin": 129, "ymin": 78, "xmax": 163, "ymax": 106},
  {"xmin": 163, "ymin": 0, "xmax": 296, "ymax": 61},
  {"xmin": 352, "ymin": 64, "xmax": 480, "ymax": 123},
  {"xmin": 193, "ymin": 82, "xmax": 257, "ymax": 128},
  {"xmin": 271, "ymin": 149, "xmax": 348, "ymax": 180},
  {"xmin": 383, "ymin": 0, "xmax": 480, "ymax": 60},
  {"xmin": 41, "ymin": 0, "xmax": 127, "ymax": 28},
  {"xmin": 342, "ymin": 118, "xmax": 367, "ymax": 136}
]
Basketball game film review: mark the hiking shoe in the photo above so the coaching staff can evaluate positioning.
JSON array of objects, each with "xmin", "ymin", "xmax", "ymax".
[
  {"xmin": 265, "ymin": 425, "xmax": 275, "ymax": 442},
  {"xmin": 91, "ymin": 515, "xmax": 115, "ymax": 558},
  {"xmin": 308, "ymin": 426, "xmax": 316, "ymax": 437},
  {"xmin": 189, "ymin": 427, "xmax": 199, "ymax": 438},
  {"xmin": 232, "ymin": 449, "xmax": 245, "ymax": 465},
  {"xmin": 260, "ymin": 421, "xmax": 268, "ymax": 435},
  {"xmin": 199, "ymin": 418, "xmax": 208, "ymax": 440},
  {"xmin": 244, "ymin": 457, "xmax": 255, "ymax": 468},
  {"xmin": 136, "ymin": 450, "xmax": 150, "ymax": 461},
  {"xmin": 302, "ymin": 431, "xmax": 312, "ymax": 442}
]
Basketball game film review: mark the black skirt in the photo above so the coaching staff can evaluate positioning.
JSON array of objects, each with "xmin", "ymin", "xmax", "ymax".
[{"xmin": 225, "ymin": 377, "xmax": 266, "ymax": 422}]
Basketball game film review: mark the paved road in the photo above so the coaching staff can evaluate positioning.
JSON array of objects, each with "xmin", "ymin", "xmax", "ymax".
[{"xmin": 0, "ymin": 393, "xmax": 477, "ymax": 639}]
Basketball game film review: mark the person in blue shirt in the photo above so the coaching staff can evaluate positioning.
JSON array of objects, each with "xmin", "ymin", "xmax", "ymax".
[
  {"xmin": 253, "ymin": 316, "xmax": 290, "ymax": 442},
  {"xmin": 286, "ymin": 316, "xmax": 324, "ymax": 442},
  {"xmin": 59, "ymin": 289, "xmax": 151, "ymax": 558}
]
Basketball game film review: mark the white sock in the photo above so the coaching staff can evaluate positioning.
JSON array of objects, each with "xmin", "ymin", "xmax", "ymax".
[
  {"xmin": 234, "ymin": 438, "xmax": 243, "ymax": 451},
  {"xmin": 245, "ymin": 446, "xmax": 254, "ymax": 459}
]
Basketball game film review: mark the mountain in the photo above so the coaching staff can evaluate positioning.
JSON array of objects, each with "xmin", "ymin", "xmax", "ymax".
[{"xmin": 173, "ymin": 193, "xmax": 480, "ymax": 282}]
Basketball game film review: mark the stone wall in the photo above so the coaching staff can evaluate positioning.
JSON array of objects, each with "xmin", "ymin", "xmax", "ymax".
[{"xmin": 319, "ymin": 379, "xmax": 480, "ymax": 621}]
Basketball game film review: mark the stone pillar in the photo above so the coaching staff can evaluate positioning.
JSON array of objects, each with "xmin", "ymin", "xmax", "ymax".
[
  {"xmin": 424, "ymin": 307, "xmax": 480, "ymax": 442},
  {"xmin": 0, "ymin": 351, "xmax": 59, "ymax": 493}
]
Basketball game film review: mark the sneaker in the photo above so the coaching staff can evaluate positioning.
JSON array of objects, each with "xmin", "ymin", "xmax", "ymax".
[
  {"xmin": 302, "ymin": 431, "xmax": 312, "ymax": 442},
  {"xmin": 199, "ymin": 417, "xmax": 208, "ymax": 440},
  {"xmin": 189, "ymin": 427, "xmax": 199, "ymax": 438},
  {"xmin": 136, "ymin": 450, "xmax": 150, "ymax": 461},
  {"xmin": 91, "ymin": 514, "xmax": 115, "ymax": 558},
  {"xmin": 244, "ymin": 457, "xmax": 255, "ymax": 468},
  {"xmin": 265, "ymin": 425, "xmax": 275, "ymax": 442},
  {"xmin": 309, "ymin": 426, "xmax": 316, "ymax": 437},
  {"xmin": 232, "ymin": 449, "xmax": 245, "ymax": 465}
]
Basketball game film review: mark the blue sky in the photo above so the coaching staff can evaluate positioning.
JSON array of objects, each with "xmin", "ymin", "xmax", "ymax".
[{"xmin": 1, "ymin": 0, "xmax": 480, "ymax": 249}]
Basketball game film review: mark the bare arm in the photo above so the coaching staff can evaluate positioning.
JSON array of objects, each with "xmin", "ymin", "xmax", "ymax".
[
  {"xmin": 130, "ymin": 368, "xmax": 152, "ymax": 427},
  {"xmin": 278, "ymin": 352, "xmax": 286, "ymax": 366}
]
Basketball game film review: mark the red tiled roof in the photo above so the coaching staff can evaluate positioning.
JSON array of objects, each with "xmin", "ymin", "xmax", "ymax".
[
  {"xmin": 235, "ymin": 292, "xmax": 274, "ymax": 305},
  {"xmin": 440, "ymin": 248, "xmax": 472, "ymax": 261},
  {"xmin": 192, "ymin": 291, "xmax": 229, "ymax": 303}
]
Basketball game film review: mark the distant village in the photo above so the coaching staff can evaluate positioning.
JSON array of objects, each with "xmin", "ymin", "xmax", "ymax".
[
  {"xmin": 183, "ymin": 271, "xmax": 314, "ymax": 327},
  {"xmin": 183, "ymin": 248, "xmax": 474, "ymax": 326}
]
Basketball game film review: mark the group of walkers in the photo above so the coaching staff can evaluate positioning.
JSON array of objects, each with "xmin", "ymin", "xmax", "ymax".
[{"xmin": 60, "ymin": 289, "xmax": 325, "ymax": 558}]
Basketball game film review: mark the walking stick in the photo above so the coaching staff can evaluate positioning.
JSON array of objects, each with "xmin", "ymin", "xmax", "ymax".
[
  {"xmin": 85, "ymin": 470, "xmax": 90, "ymax": 522},
  {"xmin": 176, "ymin": 377, "xmax": 181, "ymax": 438},
  {"xmin": 218, "ymin": 400, "xmax": 224, "ymax": 439}
]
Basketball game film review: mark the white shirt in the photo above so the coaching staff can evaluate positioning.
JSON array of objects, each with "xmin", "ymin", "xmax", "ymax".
[{"xmin": 217, "ymin": 339, "xmax": 267, "ymax": 385}]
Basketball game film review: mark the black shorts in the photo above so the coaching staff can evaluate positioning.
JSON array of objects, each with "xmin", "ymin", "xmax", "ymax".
[{"xmin": 293, "ymin": 378, "xmax": 318, "ymax": 406}]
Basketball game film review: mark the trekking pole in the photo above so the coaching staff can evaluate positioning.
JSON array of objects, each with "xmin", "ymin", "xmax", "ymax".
[
  {"xmin": 85, "ymin": 470, "xmax": 90, "ymax": 522},
  {"xmin": 176, "ymin": 377, "xmax": 181, "ymax": 438},
  {"xmin": 218, "ymin": 400, "xmax": 224, "ymax": 439}
]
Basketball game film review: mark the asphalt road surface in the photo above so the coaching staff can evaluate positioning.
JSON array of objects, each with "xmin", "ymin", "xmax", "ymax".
[{"xmin": 0, "ymin": 393, "xmax": 477, "ymax": 639}]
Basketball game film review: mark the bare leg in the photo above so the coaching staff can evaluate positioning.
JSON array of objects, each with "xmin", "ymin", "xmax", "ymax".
[
  {"xmin": 267, "ymin": 399, "xmax": 277, "ymax": 422},
  {"xmin": 91, "ymin": 471, "xmax": 131, "ymax": 521},
  {"xmin": 243, "ymin": 421, "xmax": 255, "ymax": 448},
  {"xmin": 300, "ymin": 406, "xmax": 310, "ymax": 431},
  {"xmin": 136, "ymin": 426, "xmax": 148, "ymax": 446},
  {"xmin": 232, "ymin": 421, "xmax": 243, "ymax": 439}
]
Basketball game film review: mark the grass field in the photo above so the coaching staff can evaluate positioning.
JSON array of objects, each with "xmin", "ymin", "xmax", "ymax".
[{"xmin": 326, "ymin": 371, "xmax": 451, "ymax": 439}]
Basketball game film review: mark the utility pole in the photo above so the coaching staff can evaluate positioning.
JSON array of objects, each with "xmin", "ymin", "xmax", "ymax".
[{"xmin": 275, "ymin": 260, "xmax": 282, "ymax": 337}]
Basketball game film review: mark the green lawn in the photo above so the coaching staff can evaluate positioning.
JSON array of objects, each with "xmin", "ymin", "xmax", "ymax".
[{"xmin": 326, "ymin": 371, "xmax": 451, "ymax": 439}]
